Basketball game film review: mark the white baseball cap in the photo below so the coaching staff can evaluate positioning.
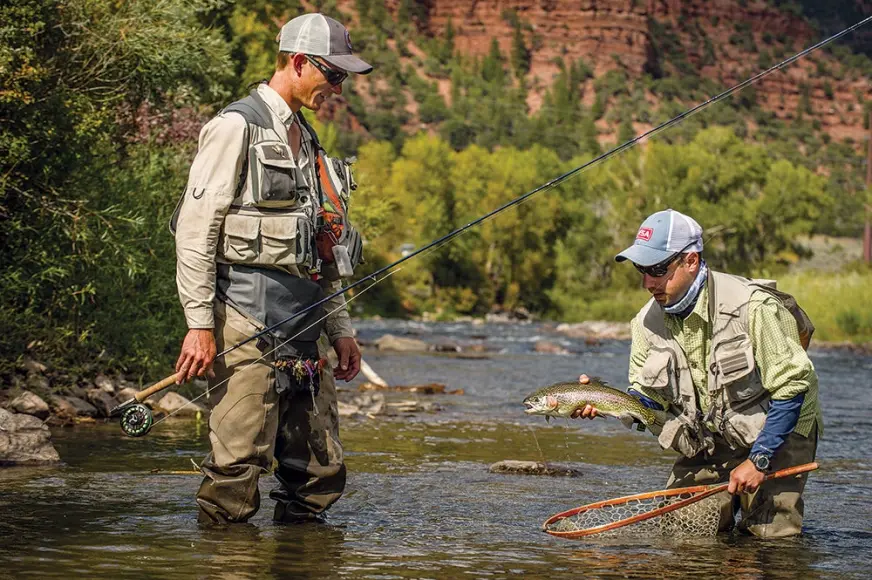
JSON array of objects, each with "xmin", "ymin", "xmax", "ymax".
[{"xmin": 278, "ymin": 13, "xmax": 373, "ymax": 74}]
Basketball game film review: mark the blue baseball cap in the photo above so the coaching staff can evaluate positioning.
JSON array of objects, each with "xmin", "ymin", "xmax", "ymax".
[{"xmin": 615, "ymin": 209, "xmax": 703, "ymax": 266}]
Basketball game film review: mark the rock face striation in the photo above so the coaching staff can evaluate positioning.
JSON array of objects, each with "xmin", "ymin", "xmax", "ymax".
[{"xmin": 391, "ymin": 0, "xmax": 870, "ymax": 143}]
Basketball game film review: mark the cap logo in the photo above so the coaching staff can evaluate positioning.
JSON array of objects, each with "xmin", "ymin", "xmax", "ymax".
[
  {"xmin": 637, "ymin": 227, "xmax": 653, "ymax": 242},
  {"xmin": 345, "ymin": 29, "xmax": 353, "ymax": 51}
]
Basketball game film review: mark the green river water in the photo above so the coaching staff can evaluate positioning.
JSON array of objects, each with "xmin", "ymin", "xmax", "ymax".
[{"xmin": 1, "ymin": 320, "xmax": 870, "ymax": 579}]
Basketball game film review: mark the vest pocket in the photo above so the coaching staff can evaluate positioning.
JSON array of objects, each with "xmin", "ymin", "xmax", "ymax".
[
  {"xmin": 638, "ymin": 348, "xmax": 677, "ymax": 403},
  {"xmin": 721, "ymin": 397, "xmax": 769, "ymax": 449},
  {"xmin": 260, "ymin": 214, "xmax": 311, "ymax": 266},
  {"xmin": 251, "ymin": 142, "xmax": 307, "ymax": 205},
  {"xmin": 713, "ymin": 334, "xmax": 755, "ymax": 385},
  {"xmin": 220, "ymin": 213, "xmax": 313, "ymax": 267},
  {"xmin": 220, "ymin": 213, "xmax": 259, "ymax": 262}
]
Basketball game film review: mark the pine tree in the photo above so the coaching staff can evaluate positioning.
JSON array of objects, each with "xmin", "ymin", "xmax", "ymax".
[{"xmin": 510, "ymin": 21, "xmax": 531, "ymax": 79}]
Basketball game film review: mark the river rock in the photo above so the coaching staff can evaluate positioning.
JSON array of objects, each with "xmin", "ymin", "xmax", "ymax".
[
  {"xmin": 430, "ymin": 343, "xmax": 461, "ymax": 353},
  {"xmin": 22, "ymin": 358, "xmax": 48, "ymax": 374},
  {"xmin": 116, "ymin": 387, "xmax": 139, "ymax": 403},
  {"xmin": 8, "ymin": 391, "xmax": 50, "ymax": 420},
  {"xmin": 555, "ymin": 321, "xmax": 631, "ymax": 340},
  {"xmin": 94, "ymin": 374, "xmax": 116, "ymax": 394},
  {"xmin": 50, "ymin": 396, "xmax": 98, "ymax": 419},
  {"xmin": 154, "ymin": 392, "xmax": 204, "ymax": 416},
  {"xmin": 534, "ymin": 340, "xmax": 570, "ymax": 355},
  {"xmin": 385, "ymin": 400, "xmax": 438, "ymax": 413},
  {"xmin": 337, "ymin": 401, "xmax": 360, "ymax": 417},
  {"xmin": 0, "ymin": 408, "xmax": 61, "ymax": 465},
  {"xmin": 375, "ymin": 334, "xmax": 428, "ymax": 352},
  {"xmin": 85, "ymin": 388, "xmax": 117, "ymax": 417},
  {"xmin": 25, "ymin": 373, "xmax": 50, "ymax": 392},
  {"xmin": 488, "ymin": 460, "xmax": 582, "ymax": 477},
  {"xmin": 352, "ymin": 393, "xmax": 386, "ymax": 415}
]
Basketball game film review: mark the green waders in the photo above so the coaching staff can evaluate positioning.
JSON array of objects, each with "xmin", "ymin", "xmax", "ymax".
[
  {"xmin": 667, "ymin": 426, "xmax": 818, "ymax": 538},
  {"xmin": 196, "ymin": 302, "xmax": 345, "ymax": 524}
]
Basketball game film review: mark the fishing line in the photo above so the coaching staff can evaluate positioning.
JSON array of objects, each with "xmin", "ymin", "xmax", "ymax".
[
  {"xmin": 212, "ymin": 13, "xmax": 872, "ymax": 358},
  {"xmin": 154, "ymin": 219, "xmax": 472, "ymax": 425},
  {"xmin": 151, "ymin": 263, "xmax": 408, "ymax": 425},
  {"xmin": 145, "ymin": 14, "xmax": 872, "ymax": 429}
]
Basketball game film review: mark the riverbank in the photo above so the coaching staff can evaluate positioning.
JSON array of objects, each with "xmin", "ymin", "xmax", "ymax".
[{"xmin": 3, "ymin": 312, "xmax": 870, "ymax": 457}]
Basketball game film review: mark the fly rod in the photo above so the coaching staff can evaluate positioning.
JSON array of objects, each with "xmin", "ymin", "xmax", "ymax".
[{"xmin": 112, "ymin": 14, "xmax": 872, "ymax": 436}]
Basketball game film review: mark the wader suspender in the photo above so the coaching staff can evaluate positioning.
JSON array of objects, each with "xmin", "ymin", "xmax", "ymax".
[{"xmin": 224, "ymin": 89, "xmax": 274, "ymax": 199}]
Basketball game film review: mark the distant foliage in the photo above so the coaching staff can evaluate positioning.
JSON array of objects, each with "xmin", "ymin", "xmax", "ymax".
[
  {"xmin": 0, "ymin": 0, "xmax": 232, "ymax": 377},
  {"xmin": 352, "ymin": 128, "xmax": 828, "ymax": 319},
  {"xmin": 1, "ymin": 1, "xmax": 870, "ymax": 378}
]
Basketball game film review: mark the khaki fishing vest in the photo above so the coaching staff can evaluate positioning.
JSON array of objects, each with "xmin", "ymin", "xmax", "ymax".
[
  {"xmin": 217, "ymin": 90, "xmax": 322, "ymax": 272},
  {"xmin": 172, "ymin": 89, "xmax": 362, "ymax": 277},
  {"xmin": 636, "ymin": 271, "xmax": 789, "ymax": 458}
]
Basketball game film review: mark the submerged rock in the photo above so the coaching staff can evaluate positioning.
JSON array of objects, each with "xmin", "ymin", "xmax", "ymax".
[
  {"xmin": 533, "ymin": 341, "xmax": 570, "ymax": 355},
  {"xmin": 488, "ymin": 460, "xmax": 582, "ymax": 477},
  {"xmin": 358, "ymin": 382, "xmax": 463, "ymax": 395},
  {"xmin": 0, "ymin": 408, "xmax": 61, "ymax": 466}
]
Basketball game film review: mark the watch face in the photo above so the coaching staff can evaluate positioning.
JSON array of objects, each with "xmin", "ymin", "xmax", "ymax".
[{"xmin": 754, "ymin": 455, "xmax": 770, "ymax": 470}]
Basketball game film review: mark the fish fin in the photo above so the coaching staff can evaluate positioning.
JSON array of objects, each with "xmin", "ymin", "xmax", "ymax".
[
  {"xmin": 652, "ymin": 410, "xmax": 668, "ymax": 426},
  {"xmin": 545, "ymin": 416, "xmax": 551, "ymax": 424},
  {"xmin": 618, "ymin": 414, "xmax": 636, "ymax": 429}
]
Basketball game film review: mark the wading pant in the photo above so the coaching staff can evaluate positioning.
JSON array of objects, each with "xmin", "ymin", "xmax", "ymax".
[
  {"xmin": 196, "ymin": 302, "xmax": 346, "ymax": 524},
  {"xmin": 667, "ymin": 426, "xmax": 818, "ymax": 538}
]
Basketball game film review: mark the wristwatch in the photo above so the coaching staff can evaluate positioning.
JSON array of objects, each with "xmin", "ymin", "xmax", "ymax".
[{"xmin": 749, "ymin": 452, "xmax": 771, "ymax": 473}]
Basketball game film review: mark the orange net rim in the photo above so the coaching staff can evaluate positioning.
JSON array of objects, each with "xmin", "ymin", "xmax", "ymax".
[{"xmin": 542, "ymin": 461, "xmax": 819, "ymax": 539}]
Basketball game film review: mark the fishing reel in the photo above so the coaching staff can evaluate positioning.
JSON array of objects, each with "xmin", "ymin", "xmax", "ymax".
[
  {"xmin": 109, "ymin": 373, "xmax": 179, "ymax": 437},
  {"xmin": 119, "ymin": 403, "xmax": 154, "ymax": 437}
]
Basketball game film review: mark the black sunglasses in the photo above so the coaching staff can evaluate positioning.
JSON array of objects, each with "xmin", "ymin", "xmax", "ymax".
[
  {"xmin": 634, "ymin": 254, "xmax": 683, "ymax": 277},
  {"xmin": 305, "ymin": 55, "xmax": 348, "ymax": 86},
  {"xmin": 633, "ymin": 242, "xmax": 696, "ymax": 277}
]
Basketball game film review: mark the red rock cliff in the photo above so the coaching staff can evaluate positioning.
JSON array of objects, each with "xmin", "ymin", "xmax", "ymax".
[{"xmin": 410, "ymin": 0, "xmax": 871, "ymax": 143}]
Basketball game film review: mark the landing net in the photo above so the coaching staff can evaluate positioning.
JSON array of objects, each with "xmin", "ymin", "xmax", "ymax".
[
  {"xmin": 543, "ymin": 462, "xmax": 818, "ymax": 539},
  {"xmin": 544, "ymin": 488, "xmax": 725, "ymax": 538}
]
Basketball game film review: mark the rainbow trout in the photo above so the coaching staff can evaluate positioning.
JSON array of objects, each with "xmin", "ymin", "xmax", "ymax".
[{"xmin": 523, "ymin": 378, "xmax": 666, "ymax": 429}]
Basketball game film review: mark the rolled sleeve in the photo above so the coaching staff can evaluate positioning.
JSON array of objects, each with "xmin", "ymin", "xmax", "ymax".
[
  {"xmin": 748, "ymin": 291, "xmax": 814, "ymax": 401},
  {"xmin": 174, "ymin": 113, "xmax": 247, "ymax": 329}
]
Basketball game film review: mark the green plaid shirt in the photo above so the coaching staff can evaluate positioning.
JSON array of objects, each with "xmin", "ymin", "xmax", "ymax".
[{"xmin": 629, "ymin": 284, "xmax": 822, "ymax": 438}]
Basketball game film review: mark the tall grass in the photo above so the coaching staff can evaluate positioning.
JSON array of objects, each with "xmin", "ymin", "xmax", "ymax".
[{"xmin": 778, "ymin": 269, "xmax": 872, "ymax": 343}]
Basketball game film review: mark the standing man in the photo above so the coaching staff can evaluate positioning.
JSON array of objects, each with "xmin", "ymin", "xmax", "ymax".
[
  {"xmin": 574, "ymin": 209, "xmax": 822, "ymax": 537},
  {"xmin": 172, "ymin": 13, "xmax": 372, "ymax": 524}
]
